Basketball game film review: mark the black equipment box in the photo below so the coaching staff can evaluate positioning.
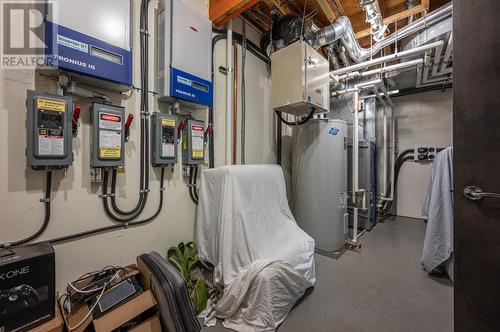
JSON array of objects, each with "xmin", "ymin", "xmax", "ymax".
[{"xmin": 0, "ymin": 242, "xmax": 55, "ymax": 332}]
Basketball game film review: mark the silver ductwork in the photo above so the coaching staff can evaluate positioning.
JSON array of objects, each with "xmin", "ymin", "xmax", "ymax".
[
  {"xmin": 360, "ymin": 0, "xmax": 388, "ymax": 42},
  {"xmin": 311, "ymin": 2, "xmax": 452, "ymax": 63},
  {"xmin": 326, "ymin": 45, "xmax": 341, "ymax": 70}
]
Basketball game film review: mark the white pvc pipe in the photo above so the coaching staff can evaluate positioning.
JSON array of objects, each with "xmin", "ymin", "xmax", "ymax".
[
  {"xmin": 335, "ymin": 59, "xmax": 424, "ymax": 81},
  {"xmin": 380, "ymin": 103, "xmax": 396, "ymax": 202},
  {"xmin": 225, "ymin": 21, "xmax": 233, "ymax": 165},
  {"xmin": 352, "ymin": 89, "xmax": 359, "ymax": 242},
  {"xmin": 330, "ymin": 40, "xmax": 444, "ymax": 77},
  {"xmin": 382, "ymin": 105, "xmax": 387, "ymax": 196}
]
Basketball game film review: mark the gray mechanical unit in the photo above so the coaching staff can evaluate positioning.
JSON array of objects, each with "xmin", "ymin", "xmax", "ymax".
[
  {"xmin": 348, "ymin": 140, "xmax": 378, "ymax": 231},
  {"xmin": 151, "ymin": 113, "xmax": 177, "ymax": 166},
  {"xmin": 182, "ymin": 119, "xmax": 204, "ymax": 165},
  {"xmin": 26, "ymin": 90, "xmax": 74, "ymax": 169},
  {"xmin": 90, "ymin": 103, "xmax": 125, "ymax": 168}
]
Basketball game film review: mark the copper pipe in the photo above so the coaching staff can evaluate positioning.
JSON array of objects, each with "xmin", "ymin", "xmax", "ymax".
[{"xmin": 232, "ymin": 43, "xmax": 238, "ymax": 164}]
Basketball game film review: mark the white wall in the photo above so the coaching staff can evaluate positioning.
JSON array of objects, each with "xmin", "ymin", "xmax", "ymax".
[
  {"xmin": 0, "ymin": 0, "xmax": 210, "ymax": 291},
  {"xmin": 212, "ymin": 17, "xmax": 274, "ymax": 167},
  {"xmin": 393, "ymin": 89, "xmax": 453, "ymax": 219}
]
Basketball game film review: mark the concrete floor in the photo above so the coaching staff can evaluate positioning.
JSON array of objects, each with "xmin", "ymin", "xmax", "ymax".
[{"xmin": 202, "ymin": 216, "xmax": 453, "ymax": 332}]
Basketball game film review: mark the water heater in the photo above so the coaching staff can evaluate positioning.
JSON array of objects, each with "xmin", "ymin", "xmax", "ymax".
[
  {"xmin": 157, "ymin": 0, "xmax": 213, "ymax": 108},
  {"xmin": 292, "ymin": 119, "xmax": 347, "ymax": 252}
]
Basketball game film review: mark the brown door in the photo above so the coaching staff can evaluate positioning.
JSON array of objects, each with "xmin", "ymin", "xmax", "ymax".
[{"xmin": 454, "ymin": 1, "xmax": 500, "ymax": 331}]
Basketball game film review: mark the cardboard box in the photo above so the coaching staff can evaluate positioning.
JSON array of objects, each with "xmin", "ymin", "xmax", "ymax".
[
  {"xmin": 62, "ymin": 264, "xmax": 158, "ymax": 332},
  {"xmin": 30, "ymin": 305, "xmax": 63, "ymax": 332},
  {"xmin": 0, "ymin": 242, "xmax": 55, "ymax": 332}
]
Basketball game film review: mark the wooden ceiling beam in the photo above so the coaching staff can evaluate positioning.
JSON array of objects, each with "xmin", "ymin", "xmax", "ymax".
[
  {"xmin": 210, "ymin": 0, "xmax": 260, "ymax": 27},
  {"xmin": 315, "ymin": 0, "xmax": 339, "ymax": 22},
  {"xmin": 333, "ymin": 0, "xmax": 346, "ymax": 16},
  {"xmin": 263, "ymin": 0, "xmax": 294, "ymax": 15},
  {"xmin": 355, "ymin": 3, "xmax": 427, "ymax": 38},
  {"xmin": 421, "ymin": 0, "xmax": 430, "ymax": 11}
]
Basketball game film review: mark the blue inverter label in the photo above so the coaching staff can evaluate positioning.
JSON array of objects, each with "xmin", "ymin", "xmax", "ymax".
[
  {"xmin": 45, "ymin": 21, "xmax": 132, "ymax": 86},
  {"xmin": 170, "ymin": 67, "xmax": 213, "ymax": 107}
]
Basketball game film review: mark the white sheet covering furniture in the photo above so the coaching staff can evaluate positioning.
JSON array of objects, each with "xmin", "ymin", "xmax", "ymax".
[
  {"xmin": 421, "ymin": 147, "xmax": 454, "ymax": 280},
  {"xmin": 196, "ymin": 165, "xmax": 316, "ymax": 331}
]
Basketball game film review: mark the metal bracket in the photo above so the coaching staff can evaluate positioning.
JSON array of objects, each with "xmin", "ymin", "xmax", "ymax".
[
  {"xmin": 39, "ymin": 198, "xmax": 51, "ymax": 203},
  {"xmin": 352, "ymin": 189, "xmax": 366, "ymax": 209}
]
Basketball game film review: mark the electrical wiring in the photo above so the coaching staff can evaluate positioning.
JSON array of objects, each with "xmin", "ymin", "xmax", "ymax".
[
  {"xmin": 46, "ymin": 167, "xmax": 165, "ymax": 245},
  {"xmin": 188, "ymin": 166, "xmax": 199, "ymax": 204},
  {"xmin": 275, "ymin": 108, "xmax": 316, "ymax": 126},
  {"xmin": 0, "ymin": 171, "xmax": 52, "ymax": 248},
  {"xmin": 378, "ymin": 150, "xmax": 415, "ymax": 220},
  {"xmin": 60, "ymin": 270, "xmax": 121, "ymax": 331},
  {"xmin": 103, "ymin": 0, "xmax": 151, "ymax": 220}
]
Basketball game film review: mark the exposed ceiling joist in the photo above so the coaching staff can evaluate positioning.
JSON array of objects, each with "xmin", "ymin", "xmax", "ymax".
[
  {"xmin": 210, "ymin": 0, "xmax": 260, "ymax": 27},
  {"xmin": 315, "ymin": 0, "xmax": 339, "ymax": 22},
  {"xmin": 355, "ymin": 3, "xmax": 428, "ymax": 38},
  {"xmin": 421, "ymin": 0, "xmax": 430, "ymax": 11},
  {"xmin": 263, "ymin": 0, "xmax": 294, "ymax": 15}
]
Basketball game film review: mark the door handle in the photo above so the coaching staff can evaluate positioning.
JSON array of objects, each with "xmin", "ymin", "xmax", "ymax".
[{"xmin": 463, "ymin": 186, "xmax": 500, "ymax": 201}]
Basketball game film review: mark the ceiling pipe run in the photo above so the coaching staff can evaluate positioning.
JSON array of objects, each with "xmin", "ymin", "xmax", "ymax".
[{"xmin": 311, "ymin": 2, "xmax": 452, "ymax": 63}]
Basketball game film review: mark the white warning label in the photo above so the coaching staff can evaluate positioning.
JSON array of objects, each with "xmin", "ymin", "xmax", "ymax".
[
  {"xmin": 99, "ymin": 130, "xmax": 122, "ymax": 159},
  {"xmin": 162, "ymin": 142, "xmax": 175, "ymax": 158},
  {"xmin": 338, "ymin": 192, "xmax": 347, "ymax": 209},
  {"xmin": 191, "ymin": 125, "xmax": 204, "ymax": 159},
  {"xmin": 99, "ymin": 112, "xmax": 122, "ymax": 130},
  {"xmin": 39, "ymin": 135, "xmax": 64, "ymax": 156}
]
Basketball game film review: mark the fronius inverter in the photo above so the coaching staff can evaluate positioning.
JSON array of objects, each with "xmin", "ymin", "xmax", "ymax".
[
  {"xmin": 90, "ymin": 103, "xmax": 125, "ymax": 168},
  {"xmin": 151, "ymin": 113, "xmax": 178, "ymax": 166},
  {"xmin": 182, "ymin": 119, "xmax": 204, "ymax": 165},
  {"xmin": 157, "ymin": 0, "xmax": 213, "ymax": 108},
  {"xmin": 43, "ymin": 0, "xmax": 132, "ymax": 90},
  {"xmin": 26, "ymin": 90, "xmax": 74, "ymax": 169}
]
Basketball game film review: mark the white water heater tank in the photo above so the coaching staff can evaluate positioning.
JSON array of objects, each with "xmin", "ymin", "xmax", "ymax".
[{"xmin": 292, "ymin": 119, "xmax": 348, "ymax": 252}]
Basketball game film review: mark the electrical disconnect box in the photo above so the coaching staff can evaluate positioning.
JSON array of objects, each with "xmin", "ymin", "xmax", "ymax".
[
  {"xmin": 26, "ymin": 90, "xmax": 74, "ymax": 169},
  {"xmin": 271, "ymin": 40, "xmax": 330, "ymax": 116},
  {"xmin": 90, "ymin": 103, "xmax": 125, "ymax": 168},
  {"xmin": 414, "ymin": 146, "xmax": 439, "ymax": 161},
  {"xmin": 182, "ymin": 119, "xmax": 205, "ymax": 165},
  {"xmin": 157, "ymin": 0, "xmax": 213, "ymax": 108},
  {"xmin": 152, "ymin": 113, "xmax": 177, "ymax": 166},
  {"xmin": 43, "ymin": 0, "xmax": 132, "ymax": 89}
]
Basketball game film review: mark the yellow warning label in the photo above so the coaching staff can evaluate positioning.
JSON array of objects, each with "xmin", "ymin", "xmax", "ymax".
[
  {"xmin": 192, "ymin": 150, "xmax": 203, "ymax": 158},
  {"xmin": 162, "ymin": 118, "xmax": 176, "ymax": 127},
  {"xmin": 99, "ymin": 147, "xmax": 121, "ymax": 159},
  {"xmin": 37, "ymin": 98, "xmax": 66, "ymax": 112}
]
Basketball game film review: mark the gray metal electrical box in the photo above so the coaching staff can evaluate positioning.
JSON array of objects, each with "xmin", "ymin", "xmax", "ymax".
[
  {"xmin": 182, "ymin": 119, "xmax": 204, "ymax": 165},
  {"xmin": 26, "ymin": 90, "xmax": 74, "ymax": 169},
  {"xmin": 157, "ymin": 0, "xmax": 213, "ymax": 108},
  {"xmin": 151, "ymin": 113, "xmax": 177, "ymax": 166},
  {"xmin": 90, "ymin": 103, "xmax": 125, "ymax": 168}
]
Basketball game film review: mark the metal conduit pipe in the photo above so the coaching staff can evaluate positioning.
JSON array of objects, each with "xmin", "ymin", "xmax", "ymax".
[
  {"xmin": 330, "ymin": 40, "xmax": 444, "ymax": 77},
  {"xmin": 350, "ymin": 79, "xmax": 382, "ymax": 243},
  {"xmin": 335, "ymin": 58, "xmax": 424, "ymax": 81},
  {"xmin": 226, "ymin": 21, "xmax": 233, "ymax": 165},
  {"xmin": 313, "ymin": 2, "xmax": 452, "ymax": 63}
]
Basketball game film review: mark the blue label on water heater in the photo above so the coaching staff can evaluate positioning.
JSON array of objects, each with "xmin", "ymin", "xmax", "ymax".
[
  {"xmin": 329, "ymin": 127, "xmax": 340, "ymax": 136},
  {"xmin": 170, "ymin": 67, "xmax": 213, "ymax": 107},
  {"xmin": 44, "ymin": 21, "xmax": 132, "ymax": 86}
]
